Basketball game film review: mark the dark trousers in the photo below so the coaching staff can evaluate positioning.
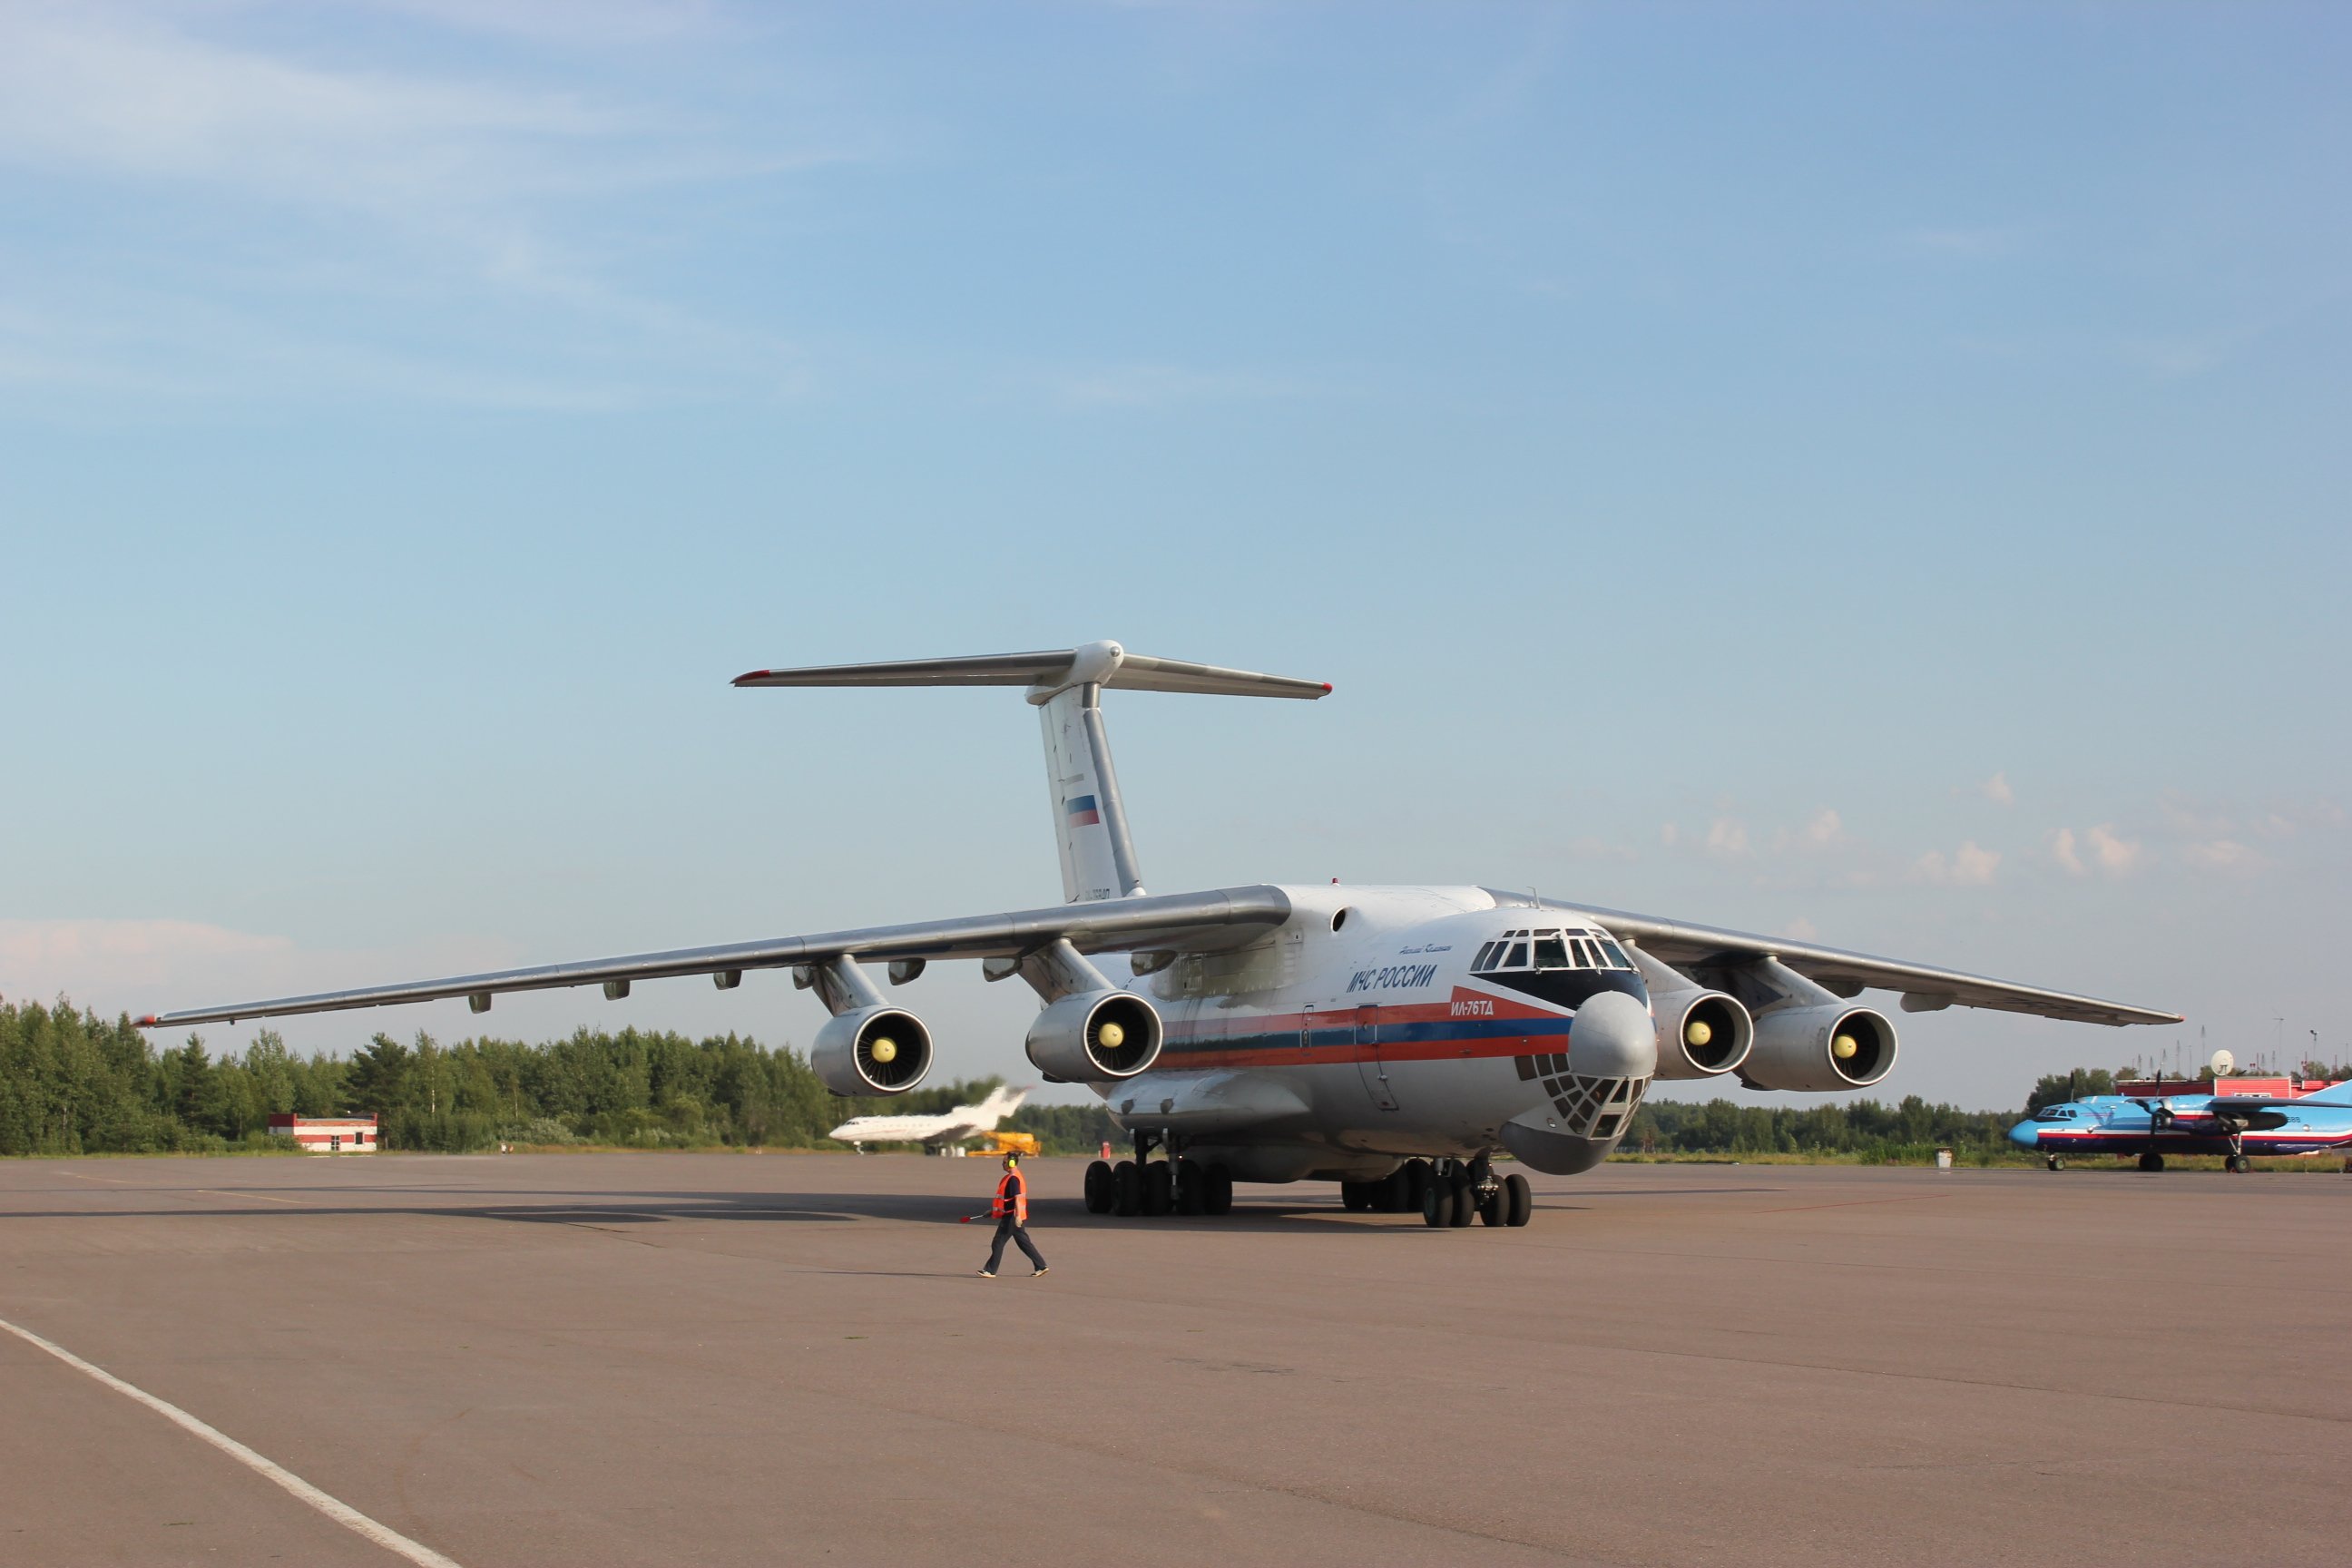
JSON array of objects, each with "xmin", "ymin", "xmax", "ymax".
[{"xmin": 985, "ymin": 1218, "xmax": 1046, "ymax": 1273}]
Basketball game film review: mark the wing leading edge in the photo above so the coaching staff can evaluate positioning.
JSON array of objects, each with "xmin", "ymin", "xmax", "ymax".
[
  {"xmin": 1494, "ymin": 892, "xmax": 2180, "ymax": 1027},
  {"xmin": 137, "ymin": 887, "xmax": 1291, "ymax": 1030}
]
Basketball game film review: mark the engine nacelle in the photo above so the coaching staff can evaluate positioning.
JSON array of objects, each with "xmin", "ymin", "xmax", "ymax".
[
  {"xmin": 1025, "ymin": 989, "xmax": 1162, "ymax": 1082},
  {"xmin": 1651, "ymin": 987, "xmax": 1754, "ymax": 1079},
  {"xmin": 1740, "ymin": 1003, "xmax": 1897, "ymax": 1092},
  {"xmin": 811, "ymin": 1005, "xmax": 934, "ymax": 1095}
]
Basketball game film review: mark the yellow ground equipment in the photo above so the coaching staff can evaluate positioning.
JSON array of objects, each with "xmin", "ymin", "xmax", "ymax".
[{"xmin": 969, "ymin": 1131, "xmax": 1041, "ymax": 1158}]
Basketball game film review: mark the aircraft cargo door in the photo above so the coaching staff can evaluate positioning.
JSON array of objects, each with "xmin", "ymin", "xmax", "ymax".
[{"xmin": 1356, "ymin": 1004, "xmax": 1398, "ymax": 1112}]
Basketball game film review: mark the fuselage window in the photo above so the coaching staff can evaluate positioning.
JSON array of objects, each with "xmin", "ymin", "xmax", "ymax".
[{"xmin": 1533, "ymin": 935, "xmax": 1571, "ymax": 970}]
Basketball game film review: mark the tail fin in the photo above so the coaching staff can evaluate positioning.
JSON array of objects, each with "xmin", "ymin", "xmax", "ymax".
[
  {"xmin": 734, "ymin": 641, "xmax": 1328, "ymax": 903},
  {"xmin": 2296, "ymin": 1079, "xmax": 2352, "ymax": 1107}
]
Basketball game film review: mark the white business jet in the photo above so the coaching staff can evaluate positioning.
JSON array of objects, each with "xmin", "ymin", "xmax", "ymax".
[
  {"xmin": 142, "ymin": 642, "xmax": 2178, "ymax": 1230},
  {"xmin": 828, "ymin": 1084, "xmax": 1030, "ymax": 1153}
]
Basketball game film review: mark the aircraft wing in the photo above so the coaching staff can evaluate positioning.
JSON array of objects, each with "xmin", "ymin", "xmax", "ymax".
[
  {"xmin": 1508, "ymin": 894, "xmax": 2180, "ymax": 1027},
  {"xmin": 136, "ymin": 886, "xmax": 1291, "ymax": 1029}
]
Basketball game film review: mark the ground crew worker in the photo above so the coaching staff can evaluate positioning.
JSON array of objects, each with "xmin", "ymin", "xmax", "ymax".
[{"xmin": 978, "ymin": 1152, "xmax": 1048, "ymax": 1278}]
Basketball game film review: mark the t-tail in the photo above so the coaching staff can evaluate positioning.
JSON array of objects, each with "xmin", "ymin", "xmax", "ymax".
[{"xmin": 733, "ymin": 640, "xmax": 1328, "ymax": 902}]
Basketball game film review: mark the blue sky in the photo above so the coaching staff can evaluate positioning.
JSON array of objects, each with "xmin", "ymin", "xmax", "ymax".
[{"xmin": 1, "ymin": 2, "xmax": 2344, "ymax": 1106}]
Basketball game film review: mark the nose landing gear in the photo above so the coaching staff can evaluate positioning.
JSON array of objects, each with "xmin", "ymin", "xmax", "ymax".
[{"xmin": 1416, "ymin": 1157, "xmax": 1531, "ymax": 1230}]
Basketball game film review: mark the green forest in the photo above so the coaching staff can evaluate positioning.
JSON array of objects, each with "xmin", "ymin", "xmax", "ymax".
[{"xmin": 5, "ymin": 995, "xmax": 2345, "ymax": 1161}]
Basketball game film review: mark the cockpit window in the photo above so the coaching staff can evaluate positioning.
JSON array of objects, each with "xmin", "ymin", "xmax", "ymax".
[
  {"xmin": 1502, "ymin": 941, "xmax": 1529, "ymax": 969},
  {"xmin": 1598, "ymin": 939, "xmax": 1632, "ymax": 969},
  {"xmin": 2034, "ymin": 1107, "xmax": 2076, "ymax": 1122},
  {"xmin": 1532, "ymin": 935, "xmax": 1571, "ymax": 970}
]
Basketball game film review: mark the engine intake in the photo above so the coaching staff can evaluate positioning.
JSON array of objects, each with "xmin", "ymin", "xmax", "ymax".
[
  {"xmin": 1740, "ymin": 1003, "xmax": 1897, "ymax": 1092},
  {"xmin": 1026, "ymin": 989, "xmax": 1162, "ymax": 1082},
  {"xmin": 812, "ymin": 1005, "xmax": 934, "ymax": 1095},
  {"xmin": 1628, "ymin": 948, "xmax": 1754, "ymax": 1080}
]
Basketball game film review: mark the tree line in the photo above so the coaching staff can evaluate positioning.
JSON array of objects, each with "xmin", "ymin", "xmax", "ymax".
[
  {"xmin": 9, "ymin": 995, "xmax": 2339, "ymax": 1162},
  {"xmin": 0, "ymin": 997, "xmax": 1117, "ymax": 1156}
]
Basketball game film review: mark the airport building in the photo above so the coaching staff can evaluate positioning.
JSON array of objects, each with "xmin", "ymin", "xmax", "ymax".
[{"xmin": 266, "ymin": 1114, "xmax": 378, "ymax": 1153}]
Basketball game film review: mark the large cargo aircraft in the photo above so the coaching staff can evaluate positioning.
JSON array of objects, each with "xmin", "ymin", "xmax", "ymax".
[{"xmin": 142, "ymin": 642, "xmax": 2179, "ymax": 1230}]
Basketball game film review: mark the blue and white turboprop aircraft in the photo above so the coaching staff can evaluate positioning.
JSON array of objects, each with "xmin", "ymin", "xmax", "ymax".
[
  {"xmin": 2012, "ymin": 1080, "xmax": 2352, "ymax": 1172},
  {"xmin": 142, "ymin": 642, "xmax": 2180, "ymax": 1230}
]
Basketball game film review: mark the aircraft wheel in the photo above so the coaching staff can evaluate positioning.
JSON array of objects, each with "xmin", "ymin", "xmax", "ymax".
[
  {"xmin": 2045, "ymin": 1156, "xmax": 2064, "ymax": 1171},
  {"xmin": 1420, "ymin": 1179, "xmax": 1449, "ymax": 1227},
  {"xmin": 1203, "ymin": 1163, "xmax": 1234, "ymax": 1216},
  {"xmin": 1504, "ymin": 1172, "xmax": 1533, "ymax": 1227},
  {"xmin": 1404, "ymin": 1158, "xmax": 1433, "ymax": 1213},
  {"xmin": 2227, "ymin": 1154, "xmax": 2250, "ymax": 1173},
  {"xmin": 1339, "ymin": 1180, "xmax": 1368, "ymax": 1211},
  {"xmin": 2137, "ymin": 1152, "xmax": 2165, "ymax": 1173},
  {"xmin": 1176, "ymin": 1159, "xmax": 1206, "ymax": 1215},
  {"xmin": 1112, "ymin": 1160, "xmax": 1142, "ymax": 1217},
  {"xmin": 1083, "ymin": 1160, "xmax": 1113, "ymax": 1213},
  {"xmin": 1377, "ymin": 1167, "xmax": 1407, "ymax": 1212},
  {"xmin": 1478, "ymin": 1186, "xmax": 1506, "ymax": 1226},
  {"xmin": 1447, "ymin": 1178, "xmax": 1476, "ymax": 1227},
  {"xmin": 1143, "ymin": 1161, "xmax": 1174, "ymax": 1216}
]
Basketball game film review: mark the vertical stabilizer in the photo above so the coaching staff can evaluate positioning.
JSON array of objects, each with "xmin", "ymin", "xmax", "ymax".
[{"xmin": 732, "ymin": 639, "xmax": 1328, "ymax": 905}]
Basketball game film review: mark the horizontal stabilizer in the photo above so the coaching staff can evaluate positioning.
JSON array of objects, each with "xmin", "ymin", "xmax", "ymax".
[{"xmin": 733, "ymin": 640, "xmax": 1328, "ymax": 704}]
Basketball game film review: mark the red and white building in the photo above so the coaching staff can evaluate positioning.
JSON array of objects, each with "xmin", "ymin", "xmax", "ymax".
[{"xmin": 266, "ymin": 1114, "xmax": 378, "ymax": 1153}]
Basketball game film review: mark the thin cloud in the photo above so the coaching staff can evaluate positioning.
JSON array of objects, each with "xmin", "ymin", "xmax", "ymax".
[
  {"xmin": 2085, "ymin": 824, "xmax": 2142, "ymax": 875},
  {"xmin": 1799, "ymin": 808, "xmax": 1844, "ymax": 848},
  {"xmin": 1704, "ymin": 817, "xmax": 1749, "ymax": 858},
  {"xmin": 2181, "ymin": 838, "xmax": 2265, "ymax": 875},
  {"xmin": 1914, "ymin": 841, "xmax": 2000, "ymax": 887}
]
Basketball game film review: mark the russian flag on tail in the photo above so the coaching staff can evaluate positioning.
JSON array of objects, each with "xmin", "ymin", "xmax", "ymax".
[{"xmin": 1064, "ymin": 794, "xmax": 1102, "ymax": 827}]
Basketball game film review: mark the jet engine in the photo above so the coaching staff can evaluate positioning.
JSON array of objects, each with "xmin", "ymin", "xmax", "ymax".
[
  {"xmin": 811, "ymin": 1005, "xmax": 933, "ymax": 1095},
  {"xmin": 1740, "ymin": 1003, "xmax": 1897, "ymax": 1092},
  {"xmin": 1025, "ymin": 989, "xmax": 1162, "ymax": 1082},
  {"xmin": 1627, "ymin": 950, "xmax": 1754, "ymax": 1079}
]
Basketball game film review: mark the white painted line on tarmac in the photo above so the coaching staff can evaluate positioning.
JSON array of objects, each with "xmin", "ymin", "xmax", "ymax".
[{"xmin": 0, "ymin": 1314, "xmax": 465, "ymax": 1568}]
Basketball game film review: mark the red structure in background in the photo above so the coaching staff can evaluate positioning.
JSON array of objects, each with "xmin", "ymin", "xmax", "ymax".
[
  {"xmin": 266, "ymin": 1114, "xmax": 378, "ymax": 1153},
  {"xmin": 2115, "ymin": 1077, "xmax": 2347, "ymax": 1099}
]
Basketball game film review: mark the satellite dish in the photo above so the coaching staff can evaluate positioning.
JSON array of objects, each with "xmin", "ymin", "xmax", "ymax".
[{"xmin": 2210, "ymin": 1048, "xmax": 2235, "ymax": 1078}]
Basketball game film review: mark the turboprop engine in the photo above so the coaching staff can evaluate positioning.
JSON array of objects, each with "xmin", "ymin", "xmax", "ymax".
[
  {"xmin": 1628, "ymin": 949, "xmax": 1754, "ymax": 1079},
  {"xmin": 1025, "ymin": 989, "xmax": 1162, "ymax": 1082},
  {"xmin": 811, "ymin": 1005, "xmax": 934, "ymax": 1095},
  {"xmin": 1741, "ymin": 1003, "xmax": 1897, "ymax": 1091}
]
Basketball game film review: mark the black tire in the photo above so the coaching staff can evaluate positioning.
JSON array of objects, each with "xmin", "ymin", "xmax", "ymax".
[
  {"xmin": 1478, "ymin": 1187, "xmax": 1505, "ymax": 1226},
  {"xmin": 1377, "ymin": 1167, "xmax": 1407, "ymax": 1212},
  {"xmin": 1504, "ymin": 1172, "xmax": 1533, "ymax": 1227},
  {"xmin": 2046, "ymin": 1156, "xmax": 2064, "ymax": 1171},
  {"xmin": 1176, "ymin": 1160, "xmax": 1206, "ymax": 1215},
  {"xmin": 2138, "ymin": 1152, "xmax": 2165, "ymax": 1173},
  {"xmin": 1204, "ymin": 1163, "xmax": 1234, "ymax": 1216},
  {"xmin": 2228, "ymin": 1154, "xmax": 2250, "ymax": 1173},
  {"xmin": 1112, "ymin": 1160, "xmax": 1142, "ymax": 1217},
  {"xmin": 1404, "ymin": 1159, "xmax": 1432, "ymax": 1214},
  {"xmin": 1340, "ymin": 1180, "xmax": 1368, "ymax": 1211},
  {"xmin": 1083, "ymin": 1160, "xmax": 1113, "ymax": 1214},
  {"xmin": 1143, "ymin": 1161, "xmax": 1174, "ymax": 1216},
  {"xmin": 1420, "ymin": 1178, "xmax": 1448, "ymax": 1227},
  {"xmin": 1446, "ymin": 1179, "xmax": 1475, "ymax": 1227}
]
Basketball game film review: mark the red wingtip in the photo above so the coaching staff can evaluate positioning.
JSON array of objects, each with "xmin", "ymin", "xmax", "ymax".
[
  {"xmin": 135, "ymin": 1014, "xmax": 160, "ymax": 1028},
  {"xmin": 1321, "ymin": 682, "xmax": 1334, "ymax": 693},
  {"xmin": 730, "ymin": 670, "xmax": 771, "ymax": 686}
]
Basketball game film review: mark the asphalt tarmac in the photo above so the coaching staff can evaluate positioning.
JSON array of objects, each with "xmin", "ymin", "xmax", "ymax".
[{"xmin": 1, "ymin": 1152, "xmax": 2344, "ymax": 1567}]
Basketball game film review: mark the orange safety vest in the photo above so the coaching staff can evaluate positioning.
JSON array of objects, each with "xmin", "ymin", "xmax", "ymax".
[{"xmin": 993, "ymin": 1169, "xmax": 1027, "ymax": 1225}]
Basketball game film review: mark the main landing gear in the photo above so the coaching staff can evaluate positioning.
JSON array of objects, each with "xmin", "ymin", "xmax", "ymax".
[
  {"xmin": 2137, "ymin": 1152, "xmax": 2165, "ymax": 1172},
  {"xmin": 2045, "ymin": 1155, "xmax": 2066, "ymax": 1171},
  {"xmin": 1340, "ymin": 1157, "xmax": 1530, "ymax": 1229},
  {"xmin": 1083, "ymin": 1130, "xmax": 1233, "ymax": 1220}
]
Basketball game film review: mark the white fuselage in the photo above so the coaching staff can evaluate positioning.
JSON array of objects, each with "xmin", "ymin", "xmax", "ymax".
[{"xmin": 1100, "ymin": 885, "xmax": 1659, "ymax": 1182}]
